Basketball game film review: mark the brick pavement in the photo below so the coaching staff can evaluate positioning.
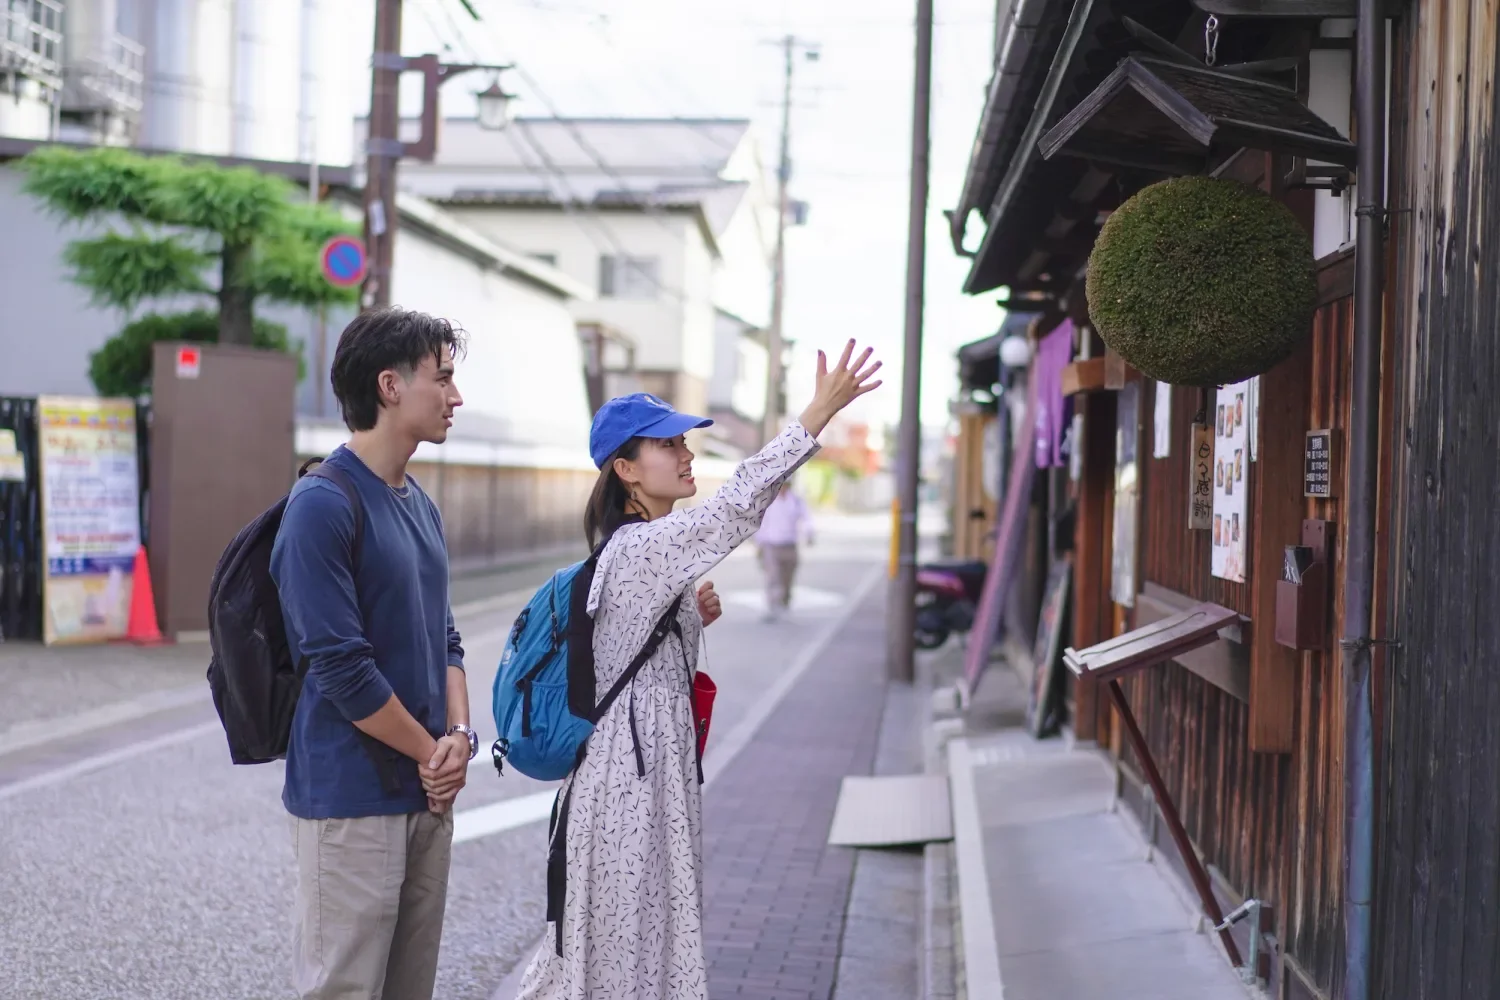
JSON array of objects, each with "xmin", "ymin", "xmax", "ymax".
[{"xmin": 700, "ymin": 582, "xmax": 891, "ymax": 1000}]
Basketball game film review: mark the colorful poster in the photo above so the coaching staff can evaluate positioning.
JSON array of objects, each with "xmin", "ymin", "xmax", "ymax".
[
  {"xmin": 0, "ymin": 429, "xmax": 24, "ymax": 482},
  {"xmin": 1211, "ymin": 381, "xmax": 1251, "ymax": 582},
  {"xmin": 38, "ymin": 397, "xmax": 141, "ymax": 645}
]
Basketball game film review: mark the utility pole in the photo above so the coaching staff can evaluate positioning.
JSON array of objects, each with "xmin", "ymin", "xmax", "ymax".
[
  {"xmin": 761, "ymin": 35, "xmax": 796, "ymax": 446},
  {"xmin": 887, "ymin": 0, "xmax": 934, "ymax": 684},
  {"xmin": 363, "ymin": 0, "xmax": 403, "ymax": 312}
]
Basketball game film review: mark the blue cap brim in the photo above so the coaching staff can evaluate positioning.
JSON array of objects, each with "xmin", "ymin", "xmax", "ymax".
[{"xmin": 636, "ymin": 411, "xmax": 714, "ymax": 440}]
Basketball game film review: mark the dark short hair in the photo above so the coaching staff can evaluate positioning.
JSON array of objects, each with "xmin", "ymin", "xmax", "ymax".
[{"xmin": 330, "ymin": 307, "xmax": 468, "ymax": 432}]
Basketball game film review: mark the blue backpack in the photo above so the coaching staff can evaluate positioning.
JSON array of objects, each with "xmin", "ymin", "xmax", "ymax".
[{"xmin": 490, "ymin": 545, "xmax": 684, "ymax": 782}]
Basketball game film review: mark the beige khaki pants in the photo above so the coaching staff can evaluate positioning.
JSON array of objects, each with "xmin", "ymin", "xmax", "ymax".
[
  {"xmin": 292, "ymin": 809, "xmax": 454, "ymax": 1000},
  {"xmin": 761, "ymin": 543, "xmax": 799, "ymax": 610}
]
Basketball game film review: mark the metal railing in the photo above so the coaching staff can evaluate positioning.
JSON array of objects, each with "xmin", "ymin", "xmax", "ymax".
[
  {"xmin": 65, "ymin": 31, "xmax": 145, "ymax": 115},
  {"xmin": 0, "ymin": 0, "xmax": 64, "ymax": 88}
]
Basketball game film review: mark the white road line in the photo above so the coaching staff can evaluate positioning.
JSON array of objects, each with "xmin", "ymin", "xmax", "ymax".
[
  {"xmin": 452, "ymin": 789, "xmax": 557, "ymax": 845},
  {"xmin": 700, "ymin": 565, "xmax": 882, "ymax": 790},
  {"xmin": 0, "ymin": 684, "xmax": 209, "ymax": 759},
  {"xmin": 0, "ymin": 720, "xmax": 223, "ymax": 803},
  {"xmin": 451, "ymin": 586, "xmax": 543, "ymax": 621}
]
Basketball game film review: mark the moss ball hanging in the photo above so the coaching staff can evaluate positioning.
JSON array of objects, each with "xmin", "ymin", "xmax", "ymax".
[{"xmin": 1085, "ymin": 176, "xmax": 1316, "ymax": 387}]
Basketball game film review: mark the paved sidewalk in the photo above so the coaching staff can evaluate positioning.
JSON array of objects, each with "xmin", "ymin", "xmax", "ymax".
[
  {"xmin": 700, "ymin": 582, "xmax": 891, "ymax": 999},
  {"xmin": 949, "ymin": 719, "xmax": 1253, "ymax": 999}
]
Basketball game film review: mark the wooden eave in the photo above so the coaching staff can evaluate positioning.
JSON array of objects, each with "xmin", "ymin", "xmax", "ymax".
[{"xmin": 1038, "ymin": 56, "xmax": 1357, "ymax": 173}]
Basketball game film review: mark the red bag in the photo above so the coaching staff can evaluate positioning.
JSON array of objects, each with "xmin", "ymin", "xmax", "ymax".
[{"xmin": 692, "ymin": 671, "xmax": 717, "ymax": 758}]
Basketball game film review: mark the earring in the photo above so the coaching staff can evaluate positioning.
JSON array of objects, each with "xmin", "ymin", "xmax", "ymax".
[{"xmin": 630, "ymin": 487, "xmax": 639, "ymax": 502}]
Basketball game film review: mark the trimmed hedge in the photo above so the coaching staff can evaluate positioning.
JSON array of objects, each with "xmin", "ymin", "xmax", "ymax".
[{"xmin": 1086, "ymin": 176, "xmax": 1316, "ymax": 386}]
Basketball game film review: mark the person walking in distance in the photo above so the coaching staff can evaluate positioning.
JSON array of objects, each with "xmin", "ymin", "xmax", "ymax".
[
  {"xmin": 515, "ymin": 340, "xmax": 882, "ymax": 1000},
  {"xmin": 271, "ymin": 308, "xmax": 476, "ymax": 1000},
  {"xmin": 755, "ymin": 480, "xmax": 813, "ymax": 621}
]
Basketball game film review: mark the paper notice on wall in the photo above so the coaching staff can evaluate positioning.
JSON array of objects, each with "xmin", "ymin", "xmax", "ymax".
[
  {"xmin": 1248, "ymin": 376, "xmax": 1260, "ymax": 462},
  {"xmin": 1211, "ymin": 382, "xmax": 1251, "ymax": 582},
  {"xmin": 1153, "ymin": 382, "xmax": 1172, "ymax": 458},
  {"xmin": 0, "ymin": 429, "xmax": 23, "ymax": 482},
  {"xmin": 1189, "ymin": 423, "xmax": 1213, "ymax": 530}
]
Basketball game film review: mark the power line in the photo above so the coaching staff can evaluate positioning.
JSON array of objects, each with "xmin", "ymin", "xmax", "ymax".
[
  {"xmin": 505, "ymin": 121, "xmax": 693, "ymax": 305},
  {"xmin": 415, "ymin": 0, "xmax": 694, "ymax": 304}
]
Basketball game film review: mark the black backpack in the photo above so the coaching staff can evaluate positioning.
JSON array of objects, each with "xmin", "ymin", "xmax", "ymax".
[{"xmin": 206, "ymin": 457, "xmax": 364, "ymax": 765}]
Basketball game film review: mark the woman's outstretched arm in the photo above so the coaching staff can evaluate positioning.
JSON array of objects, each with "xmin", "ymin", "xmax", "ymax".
[{"xmin": 590, "ymin": 341, "xmax": 882, "ymax": 621}]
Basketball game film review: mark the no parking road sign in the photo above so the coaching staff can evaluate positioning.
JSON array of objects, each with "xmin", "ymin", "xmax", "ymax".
[{"xmin": 321, "ymin": 236, "xmax": 368, "ymax": 288}]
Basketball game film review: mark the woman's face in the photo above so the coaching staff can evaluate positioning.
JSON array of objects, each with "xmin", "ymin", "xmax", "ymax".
[{"xmin": 617, "ymin": 435, "xmax": 697, "ymax": 506}]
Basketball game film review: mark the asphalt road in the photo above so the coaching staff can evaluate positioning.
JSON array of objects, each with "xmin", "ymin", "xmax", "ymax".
[{"xmin": 0, "ymin": 514, "xmax": 887, "ymax": 1000}]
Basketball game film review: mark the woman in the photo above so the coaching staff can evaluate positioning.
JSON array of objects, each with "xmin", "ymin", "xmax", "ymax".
[{"xmin": 516, "ymin": 341, "xmax": 882, "ymax": 1000}]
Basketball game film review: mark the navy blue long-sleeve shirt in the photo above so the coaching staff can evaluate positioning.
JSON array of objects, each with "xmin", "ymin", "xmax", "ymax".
[{"xmin": 270, "ymin": 445, "xmax": 464, "ymax": 819}]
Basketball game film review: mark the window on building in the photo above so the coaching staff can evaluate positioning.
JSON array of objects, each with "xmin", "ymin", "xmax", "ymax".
[
  {"xmin": 599, "ymin": 255, "xmax": 660, "ymax": 300},
  {"xmin": 528, "ymin": 252, "xmax": 557, "ymax": 267}
]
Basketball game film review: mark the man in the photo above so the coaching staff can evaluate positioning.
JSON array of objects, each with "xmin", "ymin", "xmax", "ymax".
[
  {"xmin": 271, "ymin": 307, "xmax": 475, "ymax": 1000},
  {"xmin": 754, "ymin": 480, "xmax": 813, "ymax": 621}
]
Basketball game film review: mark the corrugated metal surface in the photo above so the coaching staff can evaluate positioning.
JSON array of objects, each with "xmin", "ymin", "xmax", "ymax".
[{"xmin": 1376, "ymin": 2, "xmax": 1500, "ymax": 997}]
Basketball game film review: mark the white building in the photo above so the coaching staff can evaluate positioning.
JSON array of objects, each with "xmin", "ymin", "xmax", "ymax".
[{"xmin": 374, "ymin": 116, "xmax": 777, "ymax": 457}]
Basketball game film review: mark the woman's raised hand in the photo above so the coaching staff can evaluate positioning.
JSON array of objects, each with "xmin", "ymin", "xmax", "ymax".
[{"xmin": 798, "ymin": 340, "xmax": 883, "ymax": 438}]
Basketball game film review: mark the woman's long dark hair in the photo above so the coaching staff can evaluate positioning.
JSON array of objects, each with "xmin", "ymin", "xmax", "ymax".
[{"xmin": 585, "ymin": 437, "xmax": 647, "ymax": 548}]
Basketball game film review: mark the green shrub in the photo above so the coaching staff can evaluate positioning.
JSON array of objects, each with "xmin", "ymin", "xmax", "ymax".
[
  {"xmin": 1085, "ymin": 176, "xmax": 1316, "ymax": 386},
  {"xmin": 88, "ymin": 310, "xmax": 300, "ymax": 398}
]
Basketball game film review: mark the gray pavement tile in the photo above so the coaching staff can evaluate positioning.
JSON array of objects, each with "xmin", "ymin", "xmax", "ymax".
[{"xmin": 998, "ymin": 928, "xmax": 1249, "ymax": 999}]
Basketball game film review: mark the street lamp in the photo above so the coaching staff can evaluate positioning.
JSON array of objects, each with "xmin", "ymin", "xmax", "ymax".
[{"xmin": 475, "ymin": 78, "xmax": 518, "ymax": 131}]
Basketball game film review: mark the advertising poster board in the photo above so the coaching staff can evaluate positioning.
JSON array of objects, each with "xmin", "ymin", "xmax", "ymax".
[{"xmin": 38, "ymin": 396, "xmax": 141, "ymax": 645}]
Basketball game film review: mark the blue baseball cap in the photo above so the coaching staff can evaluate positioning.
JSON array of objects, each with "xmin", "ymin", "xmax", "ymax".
[{"xmin": 589, "ymin": 393, "xmax": 714, "ymax": 469}]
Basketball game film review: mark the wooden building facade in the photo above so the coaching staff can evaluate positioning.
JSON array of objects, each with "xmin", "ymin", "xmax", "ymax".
[{"xmin": 944, "ymin": 1, "xmax": 1462, "ymax": 997}]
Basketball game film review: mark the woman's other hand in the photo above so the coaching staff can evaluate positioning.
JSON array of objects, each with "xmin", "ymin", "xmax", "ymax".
[
  {"xmin": 697, "ymin": 580, "xmax": 723, "ymax": 626},
  {"xmin": 799, "ymin": 340, "xmax": 883, "ymax": 437}
]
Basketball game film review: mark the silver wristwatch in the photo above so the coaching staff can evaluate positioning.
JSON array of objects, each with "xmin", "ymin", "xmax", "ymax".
[{"xmin": 447, "ymin": 723, "xmax": 479, "ymax": 760}]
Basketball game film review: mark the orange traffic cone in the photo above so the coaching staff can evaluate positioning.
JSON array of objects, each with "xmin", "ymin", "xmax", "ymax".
[{"xmin": 121, "ymin": 545, "xmax": 166, "ymax": 645}]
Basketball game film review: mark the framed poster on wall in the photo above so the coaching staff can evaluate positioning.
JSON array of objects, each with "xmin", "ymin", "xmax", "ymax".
[
  {"xmin": 37, "ymin": 396, "xmax": 141, "ymax": 645},
  {"xmin": 1027, "ymin": 556, "xmax": 1073, "ymax": 739}
]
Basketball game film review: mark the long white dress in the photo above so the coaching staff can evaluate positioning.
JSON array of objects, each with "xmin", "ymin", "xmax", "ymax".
[{"xmin": 515, "ymin": 422, "xmax": 820, "ymax": 1000}]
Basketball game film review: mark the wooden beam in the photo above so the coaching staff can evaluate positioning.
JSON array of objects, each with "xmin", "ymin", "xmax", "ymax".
[
  {"xmin": 1192, "ymin": 0, "xmax": 1356, "ymax": 16},
  {"xmin": 1104, "ymin": 349, "xmax": 1138, "ymax": 390},
  {"xmin": 1062, "ymin": 358, "xmax": 1108, "ymax": 396},
  {"xmin": 1048, "ymin": 136, "xmax": 1205, "ymax": 176},
  {"xmin": 1071, "ymin": 390, "xmax": 1116, "ymax": 742},
  {"xmin": 1246, "ymin": 337, "xmax": 1312, "ymax": 753}
]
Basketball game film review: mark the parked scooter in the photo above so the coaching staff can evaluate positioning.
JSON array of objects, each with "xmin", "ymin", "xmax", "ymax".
[{"xmin": 913, "ymin": 558, "xmax": 987, "ymax": 649}]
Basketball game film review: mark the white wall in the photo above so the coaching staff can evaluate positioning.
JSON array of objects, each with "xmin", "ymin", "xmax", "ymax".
[
  {"xmin": 387, "ymin": 225, "xmax": 591, "ymax": 453},
  {"xmin": 446, "ymin": 205, "xmax": 700, "ymax": 374},
  {"xmin": 0, "ymin": 167, "xmax": 589, "ymax": 464},
  {"xmin": 0, "ymin": 167, "xmax": 123, "ymax": 396},
  {"xmin": 1309, "ymin": 28, "xmax": 1354, "ymax": 259},
  {"xmin": 0, "ymin": 88, "xmax": 53, "ymax": 142}
]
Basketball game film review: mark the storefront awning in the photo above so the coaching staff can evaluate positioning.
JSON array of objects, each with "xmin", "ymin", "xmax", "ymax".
[{"xmin": 1039, "ymin": 56, "xmax": 1357, "ymax": 174}]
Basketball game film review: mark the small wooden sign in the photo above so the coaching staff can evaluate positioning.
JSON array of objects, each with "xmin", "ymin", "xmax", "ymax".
[
  {"xmin": 1189, "ymin": 422, "xmax": 1214, "ymax": 529},
  {"xmin": 1304, "ymin": 429, "xmax": 1335, "ymax": 498}
]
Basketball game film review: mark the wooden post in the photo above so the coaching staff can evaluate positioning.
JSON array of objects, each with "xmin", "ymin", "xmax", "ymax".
[{"xmin": 1247, "ymin": 340, "xmax": 1312, "ymax": 752}]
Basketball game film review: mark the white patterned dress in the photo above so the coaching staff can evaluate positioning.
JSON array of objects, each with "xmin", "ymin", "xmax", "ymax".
[{"xmin": 515, "ymin": 422, "xmax": 820, "ymax": 1000}]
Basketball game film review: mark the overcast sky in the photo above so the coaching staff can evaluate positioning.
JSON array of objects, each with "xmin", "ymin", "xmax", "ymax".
[{"xmin": 344, "ymin": 0, "xmax": 1003, "ymax": 430}]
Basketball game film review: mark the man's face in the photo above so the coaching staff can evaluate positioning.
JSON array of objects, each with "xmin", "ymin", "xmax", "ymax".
[{"xmin": 390, "ymin": 344, "xmax": 462, "ymax": 444}]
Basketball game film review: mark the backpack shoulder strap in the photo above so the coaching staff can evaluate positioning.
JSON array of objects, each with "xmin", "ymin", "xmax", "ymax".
[
  {"xmin": 588, "ymin": 593, "xmax": 685, "ymax": 725},
  {"xmin": 303, "ymin": 463, "xmax": 365, "ymax": 571}
]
